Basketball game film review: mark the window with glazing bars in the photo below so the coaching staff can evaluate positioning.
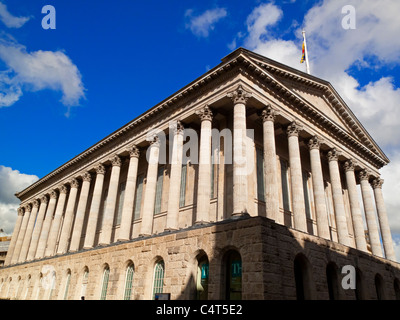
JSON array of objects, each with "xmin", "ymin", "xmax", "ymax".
[
  {"xmin": 179, "ymin": 164, "xmax": 187, "ymax": 207},
  {"xmin": 256, "ymin": 147, "xmax": 265, "ymax": 201},
  {"xmin": 123, "ymin": 264, "xmax": 134, "ymax": 300},
  {"xmin": 280, "ymin": 159, "xmax": 291, "ymax": 211},
  {"xmin": 154, "ymin": 167, "xmax": 164, "ymax": 215},
  {"xmin": 100, "ymin": 267, "xmax": 110, "ymax": 300},
  {"xmin": 152, "ymin": 260, "xmax": 165, "ymax": 299},
  {"xmin": 116, "ymin": 181, "xmax": 126, "ymax": 225},
  {"xmin": 63, "ymin": 272, "xmax": 71, "ymax": 300}
]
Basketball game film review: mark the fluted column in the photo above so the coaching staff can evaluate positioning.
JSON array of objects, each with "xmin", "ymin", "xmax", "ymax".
[
  {"xmin": 99, "ymin": 155, "xmax": 121, "ymax": 245},
  {"xmin": 45, "ymin": 185, "xmax": 68, "ymax": 256},
  {"xmin": 165, "ymin": 122, "xmax": 184, "ymax": 231},
  {"xmin": 327, "ymin": 149, "xmax": 351, "ymax": 246},
  {"xmin": 57, "ymin": 179, "xmax": 80, "ymax": 255},
  {"xmin": 261, "ymin": 106, "xmax": 280, "ymax": 223},
  {"xmin": 69, "ymin": 172, "xmax": 92, "ymax": 251},
  {"xmin": 18, "ymin": 200, "xmax": 39, "ymax": 262},
  {"xmin": 140, "ymin": 137, "xmax": 160, "ymax": 236},
  {"xmin": 359, "ymin": 170, "xmax": 383, "ymax": 257},
  {"xmin": 10, "ymin": 206, "xmax": 30, "ymax": 265},
  {"xmin": 228, "ymin": 85, "xmax": 251, "ymax": 216},
  {"xmin": 286, "ymin": 122, "xmax": 307, "ymax": 232},
  {"xmin": 84, "ymin": 164, "xmax": 106, "ymax": 249},
  {"xmin": 308, "ymin": 136, "xmax": 330, "ymax": 240},
  {"xmin": 27, "ymin": 195, "xmax": 48, "ymax": 260},
  {"xmin": 118, "ymin": 146, "xmax": 140, "ymax": 241},
  {"xmin": 5, "ymin": 207, "xmax": 25, "ymax": 265},
  {"xmin": 195, "ymin": 106, "xmax": 213, "ymax": 224},
  {"xmin": 372, "ymin": 178, "xmax": 395, "ymax": 261},
  {"xmin": 343, "ymin": 160, "xmax": 367, "ymax": 252},
  {"xmin": 35, "ymin": 190, "xmax": 58, "ymax": 258}
]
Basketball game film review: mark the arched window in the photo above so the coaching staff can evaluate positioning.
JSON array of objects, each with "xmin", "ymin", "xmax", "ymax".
[
  {"xmin": 23, "ymin": 275, "xmax": 31, "ymax": 300},
  {"xmin": 326, "ymin": 262, "xmax": 339, "ymax": 300},
  {"xmin": 355, "ymin": 268, "xmax": 364, "ymax": 300},
  {"xmin": 294, "ymin": 253, "xmax": 313, "ymax": 300},
  {"xmin": 123, "ymin": 262, "xmax": 134, "ymax": 300},
  {"xmin": 224, "ymin": 250, "xmax": 242, "ymax": 300},
  {"xmin": 196, "ymin": 255, "xmax": 209, "ymax": 300},
  {"xmin": 63, "ymin": 270, "xmax": 71, "ymax": 300},
  {"xmin": 394, "ymin": 278, "xmax": 400, "ymax": 300},
  {"xmin": 152, "ymin": 260, "xmax": 165, "ymax": 300},
  {"xmin": 80, "ymin": 267, "xmax": 89, "ymax": 299},
  {"xmin": 375, "ymin": 273, "xmax": 385, "ymax": 300},
  {"xmin": 100, "ymin": 265, "xmax": 110, "ymax": 300},
  {"xmin": 48, "ymin": 271, "xmax": 56, "ymax": 300}
]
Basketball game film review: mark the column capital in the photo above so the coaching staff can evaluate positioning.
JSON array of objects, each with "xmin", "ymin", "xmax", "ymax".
[
  {"xmin": 359, "ymin": 169, "xmax": 370, "ymax": 181},
  {"xmin": 50, "ymin": 190, "xmax": 58, "ymax": 199},
  {"xmin": 170, "ymin": 120, "xmax": 184, "ymax": 135},
  {"xmin": 59, "ymin": 185, "xmax": 68, "ymax": 194},
  {"xmin": 196, "ymin": 105, "xmax": 213, "ymax": 122},
  {"xmin": 343, "ymin": 159, "xmax": 356, "ymax": 172},
  {"xmin": 70, "ymin": 178, "xmax": 80, "ymax": 189},
  {"xmin": 371, "ymin": 178, "xmax": 384, "ymax": 189},
  {"xmin": 82, "ymin": 172, "xmax": 92, "ymax": 182},
  {"xmin": 40, "ymin": 195, "xmax": 49, "ymax": 204},
  {"xmin": 32, "ymin": 199, "xmax": 40, "ymax": 208},
  {"xmin": 261, "ymin": 105, "xmax": 277, "ymax": 122},
  {"xmin": 286, "ymin": 121, "xmax": 303, "ymax": 137},
  {"xmin": 327, "ymin": 148, "xmax": 340, "ymax": 162},
  {"xmin": 128, "ymin": 145, "xmax": 140, "ymax": 158},
  {"xmin": 95, "ymin": 163, "xmax": 106, "ymax": 175},
  {"xmin": 307, "ymin": 135, "xmax": 322, "ymax": 150},
  {"xmin": 18, "ymin": 207, "xmax": 26, "ymax": 215},
  {"xmin": 110, "ymin": 155, "xmax": 122, "ymax": 167},
  {"xmin": 227, "ymin": 85, "xmax": 252, "ymax": 104}
]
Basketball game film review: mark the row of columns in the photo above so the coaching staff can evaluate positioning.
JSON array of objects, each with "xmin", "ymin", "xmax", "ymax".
[{"xmin": 5, "ymin": 85, "xmax": 396, "ymax": 266}]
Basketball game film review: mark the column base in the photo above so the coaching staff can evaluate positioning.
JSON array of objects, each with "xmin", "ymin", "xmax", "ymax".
[
  {"xmin": 139, "ymin": 233, "xmax": 151, "ymax": 237},
  {"xmin": 194, "ymin": 220, "xmax": 209, "ymax": 226},
  {"xmin": 116, "ymin": 238, "xmax": 130, "ymax": 242},
  {"xmin": 164, "ymin": 228, "xmax": 178, "ymax": 233}
]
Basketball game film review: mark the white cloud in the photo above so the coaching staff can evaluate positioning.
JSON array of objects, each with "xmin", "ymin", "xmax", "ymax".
[
  {"xmin": 0, "ymin": 38, "xmax": 85, "ymax": 111},
  {"xmin": 393, "ymin": 236, "xmax": 400, "ymax": 263},
  {"xmin": 0, "ymin": 2, "xmax": 30, "ymax": 28},
  {"xmin": 0, "ymin": 165, "xmax": 38, "ymax": 234},
  {"xmin": 185, "ymin": 8, "xmax": 227, "ymax": 38}
]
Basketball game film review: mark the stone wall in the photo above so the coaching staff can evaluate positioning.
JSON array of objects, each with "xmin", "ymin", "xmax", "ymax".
[{"xmin": 0, "ymin": 216, "xmax": 399, "ymax": 300}]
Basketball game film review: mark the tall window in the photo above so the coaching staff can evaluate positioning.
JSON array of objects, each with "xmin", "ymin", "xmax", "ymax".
[
  {"xmin": 100, "ymin": 188, "xmax": 108, "ymax": 228},
  {"xmin": 81, "ymin": 268, "xmax": 89, "ymax": 299},
  {"xmin": 256, "ymin": 147, "xmax": 265, "ymax": 201},
  {"xmin": 115, "ymin": 181, "xmax": 126, "ymax": 225},
  {"xmin": 152, "ymin": 260, "xmax": 165, "ymax": 299},
  {"xmin": 302, "ymin": 171, "xmax": 312, "ymax": 219},
  {"xmin": 154, "ymin": 167, "xmax": 164, "ymax": 215},
  {"xmin": 375, "ymin": 273, "xmax": 385, "ymax": 300},
  {"xmin": 179, "ymin": 164, "xmax": 187, "ymax": 207},
  {"xmin": 100, "ymin": 266, "xmax": 110, "ymax": 300},
  {"xmin": 294, "ymin": 254, "xmax": 313, "ymax": 300},
  {"xmin": 134, "ymin": 175, "xmax": 144, "ymax": 220},
  {"xmin": 124, "ymin": 263, "xmax": 134, "ymax": 300},
  {"xmin": 196, "ymin": 256, "xmax": 209, "ymax": 300},
  {"xmin": 326, "ymin": 262, "xmax": 339, "ymax": 300},
  {"xmin": 280, "ymin": 159, "xmax": 291, "ymax": 211},
  {"xmin": 225, "ymin": 250, "xmax": 242, "ymax": 300},
  {"xmin": 48, "ymin": 271, "xmax": 56, "ymax": 299},
  {"xmin": 63, "ymin": 271, "xmax": 71, "ymax": 300}
]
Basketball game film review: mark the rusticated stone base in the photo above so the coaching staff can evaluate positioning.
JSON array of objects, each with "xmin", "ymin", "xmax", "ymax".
[{"xmin": 1, "ymin": 216, "xmax": 399, "ymax": 300}]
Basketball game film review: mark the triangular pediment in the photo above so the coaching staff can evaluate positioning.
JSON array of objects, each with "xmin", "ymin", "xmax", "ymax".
[{"xmin": 222, "ymin": 48, "xmax": 388, "ymax": 165}]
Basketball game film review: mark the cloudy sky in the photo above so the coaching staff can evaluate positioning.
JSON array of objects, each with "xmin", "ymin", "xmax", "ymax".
[{"xmin": 0, "ymin": 0, "xmax": 399, "ymax": 260}]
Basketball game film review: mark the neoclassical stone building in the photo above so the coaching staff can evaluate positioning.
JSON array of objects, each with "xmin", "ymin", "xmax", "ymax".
[{"xmin": 1, "ymin": 48, "xmax": 399, "ymax": 300}]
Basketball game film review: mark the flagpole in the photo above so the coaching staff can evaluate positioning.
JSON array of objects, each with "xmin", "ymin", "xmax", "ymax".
[{"xmin": 302, "ymin": 30, "xmax": 310, "ymax": 75}]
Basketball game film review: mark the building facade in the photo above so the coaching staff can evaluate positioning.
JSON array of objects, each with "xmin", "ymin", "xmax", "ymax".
[{"xmin": 0, "ymin": 48, "xmax": 399, "ymax": 300}]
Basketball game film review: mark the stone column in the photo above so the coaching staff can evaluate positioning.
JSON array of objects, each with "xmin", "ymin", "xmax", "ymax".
[
  {"xmin": 57, "ymin": 179, "xmax": 80, "ymax": 255},
  {"xmin": 45, "ymin": 185, "xmax": 68, "ymax": 257},
  {"xmin": 165, "ymin": 121, "xmax": 184, "ymax": 231},
  {"xmin": 139, "ymin": 136, "xmax": 160, "ymax": 236},
  {"xmin": 228, "ymin": 85, "xmax": 251, "ymax": 216},
  {"xmin": 286, "ymin": 122, "xmax": 307, "ymax": 232},
  {"xmin": 372, "ymin": 178, "xmax": 396, "ymax": 261},
  {"xmin": 5, "ymin": 207, "xmax": 25, "ymax": 265},
  {"xmin": 69, "ymin": 172, "xmax": 92, "ymax": 251},
  {"xmin": 327, "ymin": 149, "xmax": 351, "ymax": 246},
  {"xmin": 99, "ymin": 155, "xmax": 121, "ymax": 245},
  {"xmin": 18, "ymin": 200, "xmax": 39, "ymax": 262},
  {"xmin": 343, "ymin": 160, "xmax": 367, "ymax": 252},
  {"xmin": 261, "ymin": 105, "xmax": 280, "ymax": 223},
  {"xmin": 308, "ymin": 136, "xmax": 330, "ymax": 240},
  {"xmin": 35, "ymin": 190, "xmax": 58, "ymax": 259},
  {"xmin": 195, "ymin": 106, "xmax": 213, "ymax": 224},
  {"xmin": 27, "ymin": 195, "xmax": 48, "ymax": 260},
  {"xmin": 118, "ymin": 145, "xmax": 140, "ymax": 241},
  {"xmin": 359, "ymin": 170, "xmax": 383, "ymax": 257},
  {"xmin": 83, "ymin": 164, "xmax": 106, "ymax": 249}
]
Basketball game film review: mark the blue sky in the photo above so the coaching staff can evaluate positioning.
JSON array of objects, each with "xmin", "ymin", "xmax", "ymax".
[{"xmin": 0, "ymin": 0, "xmax": 400, "ymax": 259}]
